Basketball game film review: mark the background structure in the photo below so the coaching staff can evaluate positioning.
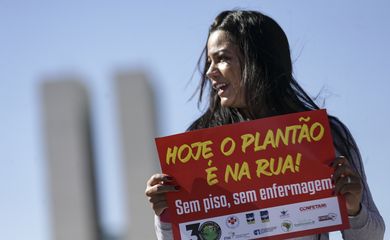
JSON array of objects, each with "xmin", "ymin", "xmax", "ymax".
[
  {"xmin": 0, "ymin": 1, "xmax": 389, "ymax": 239},
  {"xmin": 42, "ymin": 80, "xmax": 101, "ymax": 240}
]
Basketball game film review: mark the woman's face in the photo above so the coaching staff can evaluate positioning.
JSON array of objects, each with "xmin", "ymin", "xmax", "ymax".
[{"xmin": 206, "ymin": 30, "xmax": 246, "ymax": 109}]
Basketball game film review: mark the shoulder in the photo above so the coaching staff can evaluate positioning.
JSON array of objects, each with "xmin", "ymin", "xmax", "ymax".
[
  {"xmin": 328, "ymin": 115, "xmax": 364, "ymax": 172},
  {"xmin": 328, "ymin": 115, "xmax": 354, "ymax": 145},
  {"xmin": 328, "ymin": 115, "xmax": 348, "ymax": 133}
]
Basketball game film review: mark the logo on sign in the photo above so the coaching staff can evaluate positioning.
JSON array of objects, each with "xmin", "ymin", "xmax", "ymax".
[
  {"xmin": 199, "ymin": 221, "xmax": 222, "ymax": 240},
  {"xmin": 254, "ymin": 226, "xmax": 277, "ymax": 235},
  {"xmin": 299, "ymin": 203, "xmax": 327, "ymax": 212},
  {"xmin": 223, "ymin": 231, "xmax": 250, "ymax": 240},
  {"xmin": 281, "ymin": 220, "xmax": 293, "ymax": 232},
  {"xmin": 223, "ymin": 232, "xmax": 235, "ymax": 240},
  {"xmin": 260, "ymin": 210, "xmax": 270, "ymax": 223},
  {"xmin": 226, "ymin": 215, "xmax": 239, "ymax": 229},
  {"xmin": 185, "ymin": 221, "xmax": 221, "ymax": 240},
  {"xmin": 294, "ymin": 219, "xmax": 315, "ymax": 228},
  {"xmin": 246, "ymin": 213, "xmax": 255, "ymax": 224},
  {"xmin": 280, "ymin": 209, "xmax": 290, "ymax": 219},
  {"xmin": 318, "ymin": 213, "xmax": 337, "ymax": 222}
]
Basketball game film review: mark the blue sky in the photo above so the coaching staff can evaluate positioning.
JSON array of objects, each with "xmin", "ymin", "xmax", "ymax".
[{"xmin": 0, "ymin": 1, "xmax": 389, "ymax": 239}]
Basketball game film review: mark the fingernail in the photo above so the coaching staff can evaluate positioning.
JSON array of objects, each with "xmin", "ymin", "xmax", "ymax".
[{"xmin": 165, "ymin": 176, "xmax": 173, "ymax": 181}]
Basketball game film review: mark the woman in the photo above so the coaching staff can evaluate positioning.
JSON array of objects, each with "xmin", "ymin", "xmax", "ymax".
[{"xmin": 145, "ymin": 10, "xmax": 385, "ymax": 239}]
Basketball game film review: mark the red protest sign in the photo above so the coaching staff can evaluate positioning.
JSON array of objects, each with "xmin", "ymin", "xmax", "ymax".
[{"xmin": 155, "ymin": 109, "xmax": 349, "ymax": 239}]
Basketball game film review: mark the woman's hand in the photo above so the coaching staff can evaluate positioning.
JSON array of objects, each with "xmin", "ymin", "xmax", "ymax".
[
  {"xmin": 331, "ymin": 156, "xmax": 363, "ymax": 216},
  {"xmin": 145, "ymin": 173, "xmax": 179, "ymax": 216}
]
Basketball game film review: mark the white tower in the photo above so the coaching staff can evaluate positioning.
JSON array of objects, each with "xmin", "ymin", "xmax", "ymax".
[
  {"xmin": 42, "ymin": 80, "xmax": 100, "ymax": 240},
  {"xmin": 115, "ymin": 71, "xmax": 159, "ymax": 239}
]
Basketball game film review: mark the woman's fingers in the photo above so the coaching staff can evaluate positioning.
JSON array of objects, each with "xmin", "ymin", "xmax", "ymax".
[
  {"xmin": 146, "ymin": 184, "xmax": 179, "ymax": 197},
  {"xmin": 333, "ymin": 164, "xmax": 355, "ymax": 184},
  {"xmin": 332, "ymin": 156, "xmax": 353, "ymax": 183},
  {"xmin": 147, "ymin": 173, "xmax": 173, "ymax": 187},
  {"xmin": 333, "ymin": 175, "xmax": 361, "ymax": 195},
  {"xmin": 330, "ymin": 156, "xmax": 363, "ymax": 216},
  {"xmin": 145, "ymin": 173, "xmax": 176, "ymax": 195},
  {"xmin": 145, "ymin": 173, "xmax": 180, "ymax": 216},
  {"xmin": 331, "ymin": 155, "xmax": 349, "ymax": 170}
]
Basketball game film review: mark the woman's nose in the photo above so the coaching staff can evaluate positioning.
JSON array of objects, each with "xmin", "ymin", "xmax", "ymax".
[{"xmin": 206, "ymin": 63, "xmax": 219, "ymax": 79}]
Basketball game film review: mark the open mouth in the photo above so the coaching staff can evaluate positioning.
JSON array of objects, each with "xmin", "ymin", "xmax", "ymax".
[{"xmin": 213, "ymin": 83, "xmax": 228, "ymax": 93}]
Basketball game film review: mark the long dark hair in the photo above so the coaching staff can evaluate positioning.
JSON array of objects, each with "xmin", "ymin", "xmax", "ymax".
[{"xmin": 188, "ymin": 10, "xmax": 362, "ymax": 172}]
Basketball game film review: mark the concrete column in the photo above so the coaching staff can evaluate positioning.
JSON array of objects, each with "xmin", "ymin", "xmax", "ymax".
[
  {"xmin": 42, "ymin": 80, "xmax": 100, "ymax": 240},
  {"xmin": 115, "ymin": 71, "xmax": 159, "ymax": 239}
]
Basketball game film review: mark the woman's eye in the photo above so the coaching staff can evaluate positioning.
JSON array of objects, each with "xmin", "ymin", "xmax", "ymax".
[{"xmin": 219, "ymin": 56, "xmax": 230, "ymax": 62}]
